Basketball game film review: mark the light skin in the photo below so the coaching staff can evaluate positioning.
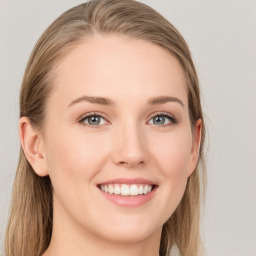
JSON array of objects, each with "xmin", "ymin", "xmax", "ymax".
[{"xmin": 20, "ymin": 34, "xmax": 201, "ymax": 256}]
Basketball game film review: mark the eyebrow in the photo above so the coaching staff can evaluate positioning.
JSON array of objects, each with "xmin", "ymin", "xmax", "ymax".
[
  {"xmin": 67, "ymin": 95, "xmax": 184, "ymax": 108},
  {"xmin": 148, "ymin": 96, "xmax": 184, "ymax": 107},
  {"xmin": 68, "ymin": 95, "xmax": 113, "ymax": 107}
]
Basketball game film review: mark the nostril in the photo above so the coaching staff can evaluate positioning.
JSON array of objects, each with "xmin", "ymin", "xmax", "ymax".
[{"xmin": 117, "ymin": 160, "xmax": 145, "ymax": 168}]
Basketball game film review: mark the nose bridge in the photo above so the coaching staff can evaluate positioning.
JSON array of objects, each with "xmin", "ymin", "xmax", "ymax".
[{"xmin": 112, "ymin": 117, "xmax": 148, "ymax": 168}]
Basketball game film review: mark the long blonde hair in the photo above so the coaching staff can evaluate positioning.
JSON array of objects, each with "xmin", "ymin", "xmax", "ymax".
[{"xmin": 5, "ymin": 1, "xmax": 206, "ymax": 255}]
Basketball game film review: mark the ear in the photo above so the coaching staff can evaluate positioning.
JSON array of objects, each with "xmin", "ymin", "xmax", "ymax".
[
  {"xmin": 187, "ymin": 119, "xmax": 202, "ymax": 177},
  {"xmin": 19, "ymin": 116, "xmax": 49, "ymax": 177}
]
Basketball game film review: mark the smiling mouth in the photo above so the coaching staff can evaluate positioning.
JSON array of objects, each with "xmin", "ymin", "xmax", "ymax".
[{"xmin": 97, "ymin": 184, "xmax": 157, "ymax": 196}]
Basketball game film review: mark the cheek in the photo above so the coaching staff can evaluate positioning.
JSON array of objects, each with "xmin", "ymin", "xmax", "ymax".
[
  {"xmin": 145, "ymin": 129, "xmax": 193, "ymax": 222},
  {"xmin": 153, "ymin": 130, "xmax": 192, "ymax": 178},
  {"xmin": 154, "ymin": 130, "xmax": 192, "ymax": 196},
  {"xmin": 46, "ymin": 129, "xmax": 107, "ymax": 176},
  {"xmin": 44, "ymin": 128, "xmax": 108, "ymax": 215}
]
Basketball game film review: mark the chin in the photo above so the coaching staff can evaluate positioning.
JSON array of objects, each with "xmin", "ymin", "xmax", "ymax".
[
  {"xmin": 87, "ymin": 215, "xmax": 162, "ymax": 244},
  {"xmin": 100, "ymin": 228, "xmax": 159, "ymax": 244}
]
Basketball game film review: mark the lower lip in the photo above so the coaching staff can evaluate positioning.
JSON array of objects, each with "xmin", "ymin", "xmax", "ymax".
[{"xmin": 98, "ymin": 187, "xmax": 157, "ymax": 207}]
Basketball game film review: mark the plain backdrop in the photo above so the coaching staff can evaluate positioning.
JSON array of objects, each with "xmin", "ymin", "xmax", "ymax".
[{"xmin": 0, "ymin": 1, "xmax": 255, "ymax": 256}]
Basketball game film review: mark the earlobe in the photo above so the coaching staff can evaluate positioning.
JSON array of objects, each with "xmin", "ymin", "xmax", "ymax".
[
  {"xmin": 187, "ymin": 119, "xmax": 202, "ymax": 177},
  {"xmin": 19, "ymin": 116, "xmax": 48, "ymax": 177}
]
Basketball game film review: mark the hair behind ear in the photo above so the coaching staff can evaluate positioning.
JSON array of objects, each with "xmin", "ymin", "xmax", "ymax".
[{"xmin": 5, "ymin": 150, "xmax": 52, "ymax": 256}]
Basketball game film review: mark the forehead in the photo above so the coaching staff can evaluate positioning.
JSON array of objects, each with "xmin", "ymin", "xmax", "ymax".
[{"xmin": 49, "ymin": 34, "xmax": 187, "ymax": 108}]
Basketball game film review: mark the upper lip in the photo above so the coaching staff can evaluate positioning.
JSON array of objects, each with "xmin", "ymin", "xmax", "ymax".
[{"xmin": 98, "ymin": 178, "xmax": 157, "ymax": 186}]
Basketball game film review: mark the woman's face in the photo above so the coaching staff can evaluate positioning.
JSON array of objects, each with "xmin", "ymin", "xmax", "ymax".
[{"xmin": 40, "ymin": 35, "xmax": 200, "ymax": 244}]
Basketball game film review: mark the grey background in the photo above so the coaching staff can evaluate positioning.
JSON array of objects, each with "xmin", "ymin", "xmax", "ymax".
[{"xmin": 0, "ymin": 1, "xmax": 255, "ymax": 255}]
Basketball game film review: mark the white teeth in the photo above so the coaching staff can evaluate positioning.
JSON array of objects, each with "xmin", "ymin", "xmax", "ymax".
[
  {"xmin": 130, "ymin": 184, "xmax": 139, "ymax": 196},
  {"xmin": 100, "ymin": 184, "xmax": 153, "ymax": 196},
  {"xmin": 114, "ymin": 185, "xmax": 121, "ymax": 195},
  {"xmin": 143, "ymin": 185, "xmax": 149, "ymax": 194},
  {"xmin": 138, "ymin": 185, "xmax": 144, "ymax": 195},
  {"xmin": 121, "ymin": 184, "xmax": 130, "ymax": 196},
  {"xmin": 108, "ymin": 185, "xmax": 114, "ymax": 194}
]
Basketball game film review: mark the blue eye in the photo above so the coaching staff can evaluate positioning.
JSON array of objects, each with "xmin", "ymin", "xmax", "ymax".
[
  {"xmin": 79, "ymin": 112, "xmax": 178, "ymax": 128},
  {"xmin": 79, "ymin": 114, "xmax": 107, "ymax": 126},
  {"xmin": 149, "ymin": 113, "xmax": 177, "ymax": 126}
]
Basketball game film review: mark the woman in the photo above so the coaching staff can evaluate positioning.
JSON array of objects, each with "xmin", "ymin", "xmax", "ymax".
[{"xmin": 5, "ymin": 0, "xmax": 206, "ymax": 256}]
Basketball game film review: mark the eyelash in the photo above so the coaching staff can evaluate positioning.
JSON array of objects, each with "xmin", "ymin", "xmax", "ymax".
[{"xmin": 78, "ymin": 111, "xmax": 179, "ymax": 129}]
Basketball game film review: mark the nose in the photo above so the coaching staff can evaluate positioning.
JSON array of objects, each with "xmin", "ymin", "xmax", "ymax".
[{"xmin": 111, "ymin": 121, "xmax": 149, "ymax": 168}]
